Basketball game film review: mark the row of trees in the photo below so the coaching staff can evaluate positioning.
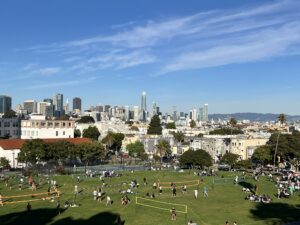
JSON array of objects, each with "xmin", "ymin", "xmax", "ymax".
[{"xmin": 18, "ymin": 139, "xmax": 105, "ymax": 167}]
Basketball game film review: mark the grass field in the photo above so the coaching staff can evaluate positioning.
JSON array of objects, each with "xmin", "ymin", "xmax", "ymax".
[{"xmin": 0, "ymin": 170, "xmax": 300, "ymax": 225}]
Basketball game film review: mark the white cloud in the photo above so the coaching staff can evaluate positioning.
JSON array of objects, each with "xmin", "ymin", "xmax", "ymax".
[
  {"xmin": 32, "ymin": 67, "xmax": 61, "ymax": 75},
  {"xmin": 26, "ymin": 77, "xmax": 96, "ymax": 89}
]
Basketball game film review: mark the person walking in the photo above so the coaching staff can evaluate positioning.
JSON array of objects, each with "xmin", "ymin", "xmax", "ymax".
[
  {"xmin": 203, "ymin": 186, "xmax": 208, "ymax": 197},
  {"xmin": 194, "ymin": 189, "xmax": 198, "ymax": 199},
  {"xmin": 171, "ymin": 208, "xmax": 176, "ymax": 221}
]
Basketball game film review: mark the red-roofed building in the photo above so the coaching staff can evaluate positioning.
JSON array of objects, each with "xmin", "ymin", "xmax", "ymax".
[{"xmin": 0, "ymin": 138, "xmax": 92, "ymax": 168}]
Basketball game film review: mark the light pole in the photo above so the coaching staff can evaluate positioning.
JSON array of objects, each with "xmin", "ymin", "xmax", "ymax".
[
  {"xmin": 273, "ymin": 132, "xmax": 280, "ymax": 173},
  {"xmin": 12, "ymin": 151, "xmax": 15, "ymax": 169}
]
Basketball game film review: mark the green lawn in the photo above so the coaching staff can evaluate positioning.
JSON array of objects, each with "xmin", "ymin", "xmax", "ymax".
[{"xmin": 0, "ymin": 170, "xmax": 299, "ymax": 225}]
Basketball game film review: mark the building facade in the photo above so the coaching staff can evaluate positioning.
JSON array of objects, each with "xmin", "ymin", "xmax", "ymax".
[
  {"xmin": 0, "ymin": 118, "xmax": 21, "ymax": 139},
  {"xmin": 73, "ymin": 97, "xmax": 82, "ymax": 111},
  {"xmin": 0, "ymin": 95, "xmax": 12, "ymax": 114}
]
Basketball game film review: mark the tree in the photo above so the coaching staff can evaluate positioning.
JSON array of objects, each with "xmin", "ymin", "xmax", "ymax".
[
  {"xmin": 18, "ymin": 139, "xmax": 46, "ymax": 165},
  {"xmin": 236, "ymin": 159, "xmax": 252, "ymax": 169},
  {"xmin": 147, "ymin": 115, "xmax": 162, "ymax": 135},
  {"xmin": 209, "ymin": 128, "xmax": 243, "ymax": 135},
  {"xmin": 220, "ymin": 153, "xmax": 239, "ymax": 168},
  {"xmin": 2, "ymin": 110, "xmax": 17, "ymax": 118},
  {"xmin": 125, "ymin": 121, "xmax": 134, "ymax": 126},
  {"xmin": 82, "ymin": 126, "xmax": 100, "ymax": 141},
  {"xmin": 251, "ymin": 145, "xmax": 272, "ymax": 165},
  {"xmin": 155, "ymin": 139, "xmax": 171, "ymax": 165},
  {"xmin": 165, "ymin": 122, "xmax": 176, "ymax": 129},
  {"xmin": 172, "ymin": 132, "xmax": 185, "ymax": 144},
  {"xmin": 179, "ymin": 149, "xmax": 212, "ymax": 168},
  {"xmin": 102, "ymin": 132, "xmax": 125, "ymax": 152},
  {"xmin": 74, "ymin": 129, "xmax": 81, "ymax": 138},
  {"xmin": 130, "ymin": 126, "xmax": 139, "ymax": 131},
  {"xmin": 190, "ymin": 120, "xmax": 196, "ymax": 129},
  {"xmin": 278, "ymin": 113, "xmax": 286, "ymax": 126},
  {"xmin": 76, "ymin": 142, "xmax": 105, "ymax": 169},
  {"xmin": 45, "ymin": 141, "xmax": 75, "ymax": 165},
  {"xmin": 0, "ymin": 157, "xmax": 10, "ymax": 168},
  {"xmin": 77, "ymin": 116, "xmax": 95, "ymax": 124},
  {"xmin": 229, "ymin": 118, "xmax": 237, "ymax": 127},
  {"xmin": 126, "ymin": 141, "xmax": 147, "ymax": 160},
  {"xmin": 197, "ymin": 133, "xmax": 204, "ymax": 138}
]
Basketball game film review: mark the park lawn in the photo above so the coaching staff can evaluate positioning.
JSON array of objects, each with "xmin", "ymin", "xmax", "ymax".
[{"xmin": 0, "ymin": 170, "xmax": 300, "ymax": 225}]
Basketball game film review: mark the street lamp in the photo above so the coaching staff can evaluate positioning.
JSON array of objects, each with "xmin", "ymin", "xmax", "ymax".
[
  {"xmin": 273, "ymin": 132, "xmax": 280, "ymax": 173},
  {"xmin": 12, "ymin": 151, "xmax": 15, "ymax": 169}
]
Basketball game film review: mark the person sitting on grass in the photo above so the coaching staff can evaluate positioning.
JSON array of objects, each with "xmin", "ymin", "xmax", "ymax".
[
  {"xmin": 0, "ymin": 194, "xmax": 3, "ymax": 206},
  {"xmin": 106, "ymin": 196, "xmax": 112, "ymax": 206},
  {"xmin": 64, "ymin": 200, "xmax": 70, "ymax": 208},
  {"xmin": 151, "ymin": 193, "xmax": 155, "ymax": 198}
]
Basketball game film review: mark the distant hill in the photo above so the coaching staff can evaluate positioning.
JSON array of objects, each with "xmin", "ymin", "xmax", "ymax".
[{"xmin": 209, "ymin": 113, "xmax": 300, "ymax": 122}]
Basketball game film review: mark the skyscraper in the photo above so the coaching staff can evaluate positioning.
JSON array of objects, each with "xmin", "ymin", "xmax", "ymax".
[
  {"xmin": 124, "ymin": 106, "xmax": 130, "ymax": 121},
  {"xmin": 152, "ymin": 102, "xmax": 157, "ymax": 116},
  {"xmin": 172, "ymin": 106, "xmax": 178, "ymax": 122},
  {"xmin": 73, "ymin": 97, "xmax": 82, "ymax": 111},
  {"xmin": 23, "ymin": 100, "xmax": 37, "ymax": 114},
  {"xmin": 140, "ymin": 91, "xmax": 147, "ymax": 121},
  {"xmin": 53, "ymin": 93, "xmax": 64, "ymax": 117},
  {"xmin": 133, "ymin": 106, "xmax": 139, "ymax": 122},
  {"xmin": 37, "ymin": 101, "xmax": 52, "ymax": 117},
  {"xmin": 203, "ymin": 104, "xmax": 209, "ymax": 122},
  {"xmin": 198, "ymin": 107, "xmax": 204, "ymax": 122},
  {"xmin": 0, "ymin": 95, "xmax": 12, "ymax": 114}
]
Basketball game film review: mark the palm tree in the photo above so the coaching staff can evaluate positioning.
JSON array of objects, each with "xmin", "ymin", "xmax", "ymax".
[
  {"xmin": 229, "ymin": 118, "xmax": 237, "ymax": 127},
  {"xmin": 155, "ymin": 139, "xmax": 171, "ymax": 166},
  {"xmin": 102, "ymin": 132, "xmax": 114, "ymax": 152},
  {"xmin": 173, "ymin": 132, "xmax": 185, "ymax": 145},
  {"xmin": 278, "ymin": 113, "xmax": 286, "ymax": 126}
]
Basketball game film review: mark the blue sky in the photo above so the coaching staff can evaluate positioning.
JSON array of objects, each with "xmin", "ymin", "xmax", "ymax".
[{"xmin": 1, "ymin": 0, "xmax": 300, "ymax": 114}]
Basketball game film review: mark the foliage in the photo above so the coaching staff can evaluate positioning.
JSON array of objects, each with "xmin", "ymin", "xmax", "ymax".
[
  {"xmin": 0, "ymin": 157, "xmax": 10, "ymax": 168},
  {"xmin": 45, "ymin": 141, "xmax": 75, "ymax": 164},
  {"xmin": 155, "ymin": 139, "xmax": 171, "ymax": 158},
  {"xmin": 220, "ymin": 153, "xmax": 239, "ymax": 167},
  {"xmin": 147, "ymin": 115, "xmax": 162, "ymax": 135},
  {"xmin": 165, "ymin": 122, "xmax": 176, "ymax": 129},
  {"xmin": 209, "ymin": 128, "xmax": 243, "ymax": 135},
  {"xmin": 102, "ymin": 132, "xmax": 125, "ymax": 152},
  {"xmin": 190, "ymin": 120, "xmax": 196, "ymax": 128},
  {"xmin": 179, "ymin": 149, "xmax": 212, "ymax": 168},
  {"xmin": 229, "ymin": 118, "xmax": 237, "ymax": 127},
  {"xmin": 236, "ymin": 159, "xmax": 252, "ymax": 169},
  {"xmin": 197, "ymin": 133, "xmax": 204, "ymax": 138},
  {"xmin": 75, "ymin": 142, "xmax": 105, "ymax": 166},
  {"xmin": 2, "ymin": 110, "xmax": 17, "ymax": 118},
  {"xmin": 125, "ymin": 121, "xmax": 133, "ymax": 125},
  {"xmin": 126, "ymin": 141, "xmax": 147, "ymax": 160},
  {"xmin": 130, "ymin": 126, "xmax": 139, "ymax": 131},
  {"xmin": 55, "ymin": 114, "xmax": 70, "ymax": 120},
  {"xmin": 82, "ymin": 126, "xmax": 100, "ymax": 141},
  {"xmin": 18, "ymin": 139, "xmax": 46, "ymax": 165},
  {"xmin": 172, "ymin": 131, "xmax": 185, "ymax": 144},
  {"xmin": 77, "ymin": 116, "xmax": 95, "ymax": 123},
  {"xmin": 74, "ymin": 129, "xmax": 81, "ymax": 138},
  {"xmin": 278, "ymin": 113, "xmax": 286, "ymax": 125},
  {"xmin": 251, "ymin": 145, "xmax": 273, "ymax": 165}
]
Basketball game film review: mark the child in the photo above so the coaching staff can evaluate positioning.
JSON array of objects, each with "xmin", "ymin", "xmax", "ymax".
[
  {"xmin": 171, "ymin": 208, "xmax": 176, "ymax": 220},
  {"xmin": 194, "ymin": 189, "xmax": 198, "ymax": 199}
]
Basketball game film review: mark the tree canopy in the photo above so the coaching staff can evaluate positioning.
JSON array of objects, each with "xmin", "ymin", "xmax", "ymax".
[
  {"xmin": 77, "ymin": 116, "xmax": 95, "ymax": 124},
  {"xmin": 126, "ymin": 141, "xmax": 148, "ymax": 160},
  {"xmin": 190, "ymin": 120, "xmax": 196, "ymax": 128},
  {"xmin": 0, "ymin": 157, "xmax": 10, "ymax": 168},
  {"xmin": 278, "ymin": 113, "xmax": 286, "ymax": 126},
  {"xmin": 220, "ymin": 152, "xmax": 239, "ymax": 167},
  {"xmin": 82, "ymin": 126, "xmax": 100, "ymax": 141},
  {"xmin": 165, "ymin": 122, "xmax": 176, "ymax": 129},
  {"xmin": 172, "ymin": 131, "xmax": 185, "ymax": 144},
  {"xmin": 209, "ymin": 128, "xmax": 243, "ymax": 135},
  {"xmin": 102, "ymin": 132, "xmax": 125, "ymax": 152},
  {"xmin": 229, "ymin": 118, "xmax": 237, "ymax": 127},
  {"xmin": 74, "ymin": 129, "xmax": 81, "ymax": 138},
  {"xmin": 179, "ymin": 149, "xmax": 212, "ymax": 168},
  {"xmin": 147, "ymin": 115, "xmax": 162, "ymax": 135},
  {"xmin": 251, "ymin": 145, "xmax": 273, "ymax": 165},
  {"xmin": 2, "ymin": 110, "xmax": 17, "ymax": 118}
]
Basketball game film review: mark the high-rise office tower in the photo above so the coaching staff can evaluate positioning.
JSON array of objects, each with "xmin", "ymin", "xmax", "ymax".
[
  {"xmin": 133, "ymin": 106, "xmax": 139, "ymax": 122},
  {"xmin": 203, "ymin": 104, "xmax": 209, "ymax": 122},
  {"xmin": 125, "ymin": 106, "xmax": 130, "ymax": 121},
  {"xmin": 172, "ymin": 106, "xmax": 177, "ymax": 122},
  {"xmin": 37, "ymin": 102, "xmax": 52, "ymax": 117},
  {"xmin": 53, "ymin": 93, "xmax": 64, "ymax": 117},
  {"xmin": 198, "ymin": 107, "xmax": 204, "ymax": 122},
  {"xmin": 140, "ymin": 91, "xmax": 147, "ymax": 121},
  {"xmin": 192, "ymin": 108, "xmax": 197, "ymax": 121},
  {"xmin": 43, "ymin": 98, "xmax": 54, "ymax": 117},
  {"xmin": 0, "ymin": 95, "xmax": 12, "ymax": 114},
  {"xmin": 23, "ymin": 100, "xmax": 37, "ymax": 114},
  {"xmin": 152, "ymin": 102, "xmax": 157, "ymax": 116},
  {"xmin": 73, "ymin": 97, "xmax": 82, "ymax": 111},
  {"xmin": 64, "ymin": 99, "xmax": 69, "ymax": 115}
]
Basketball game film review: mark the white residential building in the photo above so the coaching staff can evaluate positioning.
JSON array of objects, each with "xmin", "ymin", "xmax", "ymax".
[{"xmin": 21, "ymin": 115, "xmax": 75, "ymax": 139}]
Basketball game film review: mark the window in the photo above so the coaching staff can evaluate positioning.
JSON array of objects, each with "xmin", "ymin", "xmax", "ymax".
[
  {"xmin": 56, "ymin": 131, "xmax": 58, "ymax": 136},
  {"xmin": 63, "ymin": 131, "xmax": 65, "ymax": 135},
  {"xmin": 0, "ymin": 122, "xmax": 1, "ymax": 127},
  {"xmin": 62, "ymin": 122, "xmax": 66, "ymax": 127},
  {"xmin": 0, "ymin": 130, "xmax": 1, "ymax": 135},
  {"xmin": 47, "ymin": 122, "xmax": 53, "ymax": 127},
  {"xmin": 41, "ymin": 122, "xmax": 46, "ymax": 127},
  {"xmin": 55, "ymin": 122, "xmax": 60, "ymax": 127}
]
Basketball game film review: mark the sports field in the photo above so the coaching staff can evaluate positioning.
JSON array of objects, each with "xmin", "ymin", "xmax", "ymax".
[{"xmin": 0, "ymin": 170, "xmax": 299, "ymax": 225}]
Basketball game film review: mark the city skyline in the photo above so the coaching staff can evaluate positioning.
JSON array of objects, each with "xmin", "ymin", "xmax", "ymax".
[{"xmin": 1, "ymin": 0, "xmax": 300, "ymax": 114}]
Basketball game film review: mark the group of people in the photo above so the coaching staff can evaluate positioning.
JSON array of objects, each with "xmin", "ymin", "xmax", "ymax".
[
  {"xmin": 276, "ymin": 171, "xmax": 300, "ymax": 199},
  {"xmin": 245, "ymin": 194, "xmax": 272, "ymax": 203}
]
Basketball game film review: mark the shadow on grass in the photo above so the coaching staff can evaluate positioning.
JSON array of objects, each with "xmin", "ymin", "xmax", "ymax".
[
  {"xmin": 250, "ymin": 203, "xmax": 300, "ymax": 225},
  {"xmin": 239, "ymin": 181, "xmax": 254, "ymax": 193},
  {"xmin": 0, "ymin": 208, "xmax": 125, "ymax": 225}
]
